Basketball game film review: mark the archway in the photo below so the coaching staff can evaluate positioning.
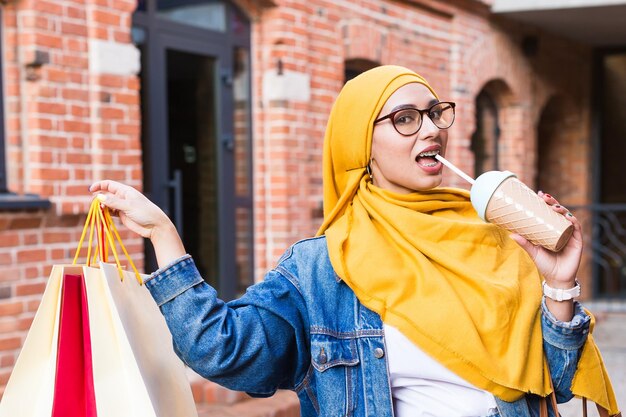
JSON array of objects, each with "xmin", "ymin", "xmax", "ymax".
[{"xmin": 471, "ymin": 79, "xmax": 515, "ymax": 177}]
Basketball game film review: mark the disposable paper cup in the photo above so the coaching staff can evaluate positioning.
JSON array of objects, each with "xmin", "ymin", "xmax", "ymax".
[{"xmin": 470, "ymin": 171, "xmax": 574, "ymax": 252}]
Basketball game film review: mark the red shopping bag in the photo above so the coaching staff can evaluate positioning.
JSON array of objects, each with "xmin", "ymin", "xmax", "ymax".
[{"xmin": 52, "ymin": 273, "xmax": 97, "ymax": 417}]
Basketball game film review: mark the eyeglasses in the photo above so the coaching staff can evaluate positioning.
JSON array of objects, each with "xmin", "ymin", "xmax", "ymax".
[{"xmin": 374, "ymin": 101, "xmax": 456, "ymax": 136}]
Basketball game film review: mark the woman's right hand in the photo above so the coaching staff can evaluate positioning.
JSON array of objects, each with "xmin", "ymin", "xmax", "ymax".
[{"xmin": 89, "ymin": 180, "xmax": 186, "ymax": 268}]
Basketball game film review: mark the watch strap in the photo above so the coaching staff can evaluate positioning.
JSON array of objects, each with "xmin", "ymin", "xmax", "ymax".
[{"xmin": 542, "ymin": 280, "xmax": 581, "ymax": 301}]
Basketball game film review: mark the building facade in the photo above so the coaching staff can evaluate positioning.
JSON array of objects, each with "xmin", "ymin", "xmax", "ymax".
[{"xmin": 0, "ymin": 0, "xmax": 624, "ymax": 413}]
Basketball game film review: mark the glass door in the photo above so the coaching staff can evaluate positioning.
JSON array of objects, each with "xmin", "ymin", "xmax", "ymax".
[{"xmin": 165, "ymin": 48, "xmax": 222, "ymax": 290}]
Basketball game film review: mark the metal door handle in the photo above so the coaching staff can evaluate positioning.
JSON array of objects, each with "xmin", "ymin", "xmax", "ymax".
[{"xmin": 165, "ymin": 170, "xmax": 183, "ymax": 234}]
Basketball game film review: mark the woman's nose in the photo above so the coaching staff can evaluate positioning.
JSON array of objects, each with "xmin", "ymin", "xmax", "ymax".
[{"xmin": 418, "ymin": 114, "xmax": 440, "ymax": 139}]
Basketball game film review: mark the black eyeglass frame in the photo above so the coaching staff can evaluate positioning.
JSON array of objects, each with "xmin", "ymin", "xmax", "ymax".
[{"xmin": 374, "ymin": 101, "xmax": 456, "ymax": 136}]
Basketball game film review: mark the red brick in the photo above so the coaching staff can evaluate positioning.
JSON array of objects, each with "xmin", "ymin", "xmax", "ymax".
[
  {"xmin": 0, "ymin": 370, "xmax": 11, "ymax": 386},
  {"xmin": 33, "ymin": 135, "xmax": 68, "ymax": 149},
  {"xmin": 33, "ymin": 0, "xmax": 63, "ymax": 16},
  {"xmin": 99, "ymin": 138, "xmax": 128, "ymax": 150},
  {"xmin": 0, "ymin": 353, "xmax": 15, "ymax": 368},
  {"xmin": 98, "ymin": 74, "xmax": 124, "ymax": 88},
  {"xmin": 23, "ymin": 232, "xmax": 39, "ymax": 245},
  {"xmin": 116, "ymin": 123, "xmax": 140, "ymax": 135},
  {"xmin": 113, "ymin": 30, "xmax": 130, "ymax": 43},
  {"xmin": 72, "ymin": 105, "xmax": 90, "ymax": 118},
  {"xmin": 66, "ymin": 5, "xmax": 87, "ymax": 20},
  {"xmin": 50, "ymin": 248, "xmax": 66, "ymax": 261},
  {"xmin": 18, "ymin": 317, "xmax": 33, "ymax": 331},
  {"xmin": 62, "ymin": 120, "xmax": 90, "ymax": 133},
  {"xmin": 29, "ymin": 117, "xmax": 54, "ymax": 130},
  {"xmin": 0, "ymin": 234, "xmax": 19, "ymax": 248},
  {"xmin": 9, "ymin": 218, "xmax": 42, "ymax": 230},
  {"xmin": 26, "ymin": 300, "xmax": 41, "ymax": 312},
  {"xmin": 0, "ymin": 268, "xmax": 20, "ymax": 281},
  {"xmin": 93, "ymin": 9, "xmax": 121, "ymax": 26},
  {"xmin": 0, "ymin": 302, "xmax": 22, "ymax": 317},
  {"xmin": 24, "ymin": 267, "xmax": 41, "ymax": 280},
  {"xmin": 126, "ymin": 77, "xmax": 140, "ymax": 90},
  {"xmin": 60, "ymin": 54, "xmax": 89, "ymax": 69},
  {"xmin": 0, "ymin": 337, "xmax": 21, "ymax": 352},
  {"xmin": 61, "ymin": 22, "xmax": 88, "ymax": 37},
  {"xmin": 31, "ymin": 168, "xmax": 69, "ymax": 181},
  {"xmin": 16, "ymin": 249, "xmax": 47, "ymax": 264},
  {"xmin": 35, "ymin": 33, "xmax": 63, "ymax": 49},
  {"xmin": 0, "ymin": 318, "xmax": 27, "ymax": 333},
  {"xmin": 43, "ymin": 231, "xmax": 72, "ymax": 244},
  {"xmin": 100, "ymin": 107, "xmax": 125, "ymax": 119},
  {"xmin": 16, "ymin": 282, "xmax": 46, "ymax": 297},
  {"xmin": 62, "ymin": 88, "xmax": 89, "ymax": 101},
  {"xmin": 29, "ymin": 150, "xmax": 53, "ymax": 163}
]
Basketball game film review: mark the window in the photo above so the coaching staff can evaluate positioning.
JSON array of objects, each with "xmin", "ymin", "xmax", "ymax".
[{"xmin": 344, "ymin": 58, "xmax": 379, "ymax": 83}]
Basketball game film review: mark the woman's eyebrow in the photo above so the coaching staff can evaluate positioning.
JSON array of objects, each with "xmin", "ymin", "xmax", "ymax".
[
  {"xmin": 388, "ymin": 99, "xmax": 440, "ymax": 113},
  {"xmin": 388, "ymin": 103, "xmax": 418, "ymax": 113}
]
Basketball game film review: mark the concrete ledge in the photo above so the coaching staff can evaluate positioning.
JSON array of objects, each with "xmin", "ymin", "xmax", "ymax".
[{"xmin": 493, "ymin": 0, "xmax": 626, "ymax": 13}]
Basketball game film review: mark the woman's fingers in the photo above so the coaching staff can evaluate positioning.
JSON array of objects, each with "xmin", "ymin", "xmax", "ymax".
[
  {"xmin": 89, "ymin": 180, "xmax": 126, "ymax": 194},
  {"xmin": 538, "ymin": 190, "xmax": 559, "ymax": 205},
  {"xmin": 95, "ymin": 192, "xmax": 132, "ymax": 213},
  {"xmin": 90, "ymin": 180, "xmax": 143, "ymax": 201},
  {"xmin": 538, "ymin": 190, "xmax": 577, "ymax": 224}
]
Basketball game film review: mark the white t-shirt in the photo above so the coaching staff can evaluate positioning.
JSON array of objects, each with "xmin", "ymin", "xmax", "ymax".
[{"xmin": 384, "ymin": 324, "xmax": 499, "ymax": 417}]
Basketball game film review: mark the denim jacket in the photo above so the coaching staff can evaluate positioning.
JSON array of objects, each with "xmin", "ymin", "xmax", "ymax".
[{"xmin": 145, "ymin": 236, "xmax": 591, "ymax": 417}]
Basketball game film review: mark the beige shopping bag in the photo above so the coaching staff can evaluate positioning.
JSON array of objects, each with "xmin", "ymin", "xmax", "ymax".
[
  {"xmin": 0, "ymin": 265, "xmax": 66, "ymax": 417},
  {"xmin": 85, "ymin": 262, "xmax": 198, "ymax": 417}
]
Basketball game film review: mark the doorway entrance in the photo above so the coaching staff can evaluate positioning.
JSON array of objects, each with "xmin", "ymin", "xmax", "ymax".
[
  {"xmin": 592, "ymin": 51, "xmax": 626, "ymax": 298},
  {"xmin": 166, "ymin": 49, "xmax": 220, "ymax": 288},
  {"xmin": 133, "ymin": 1, "xmax": 253, "ymax": 300}
]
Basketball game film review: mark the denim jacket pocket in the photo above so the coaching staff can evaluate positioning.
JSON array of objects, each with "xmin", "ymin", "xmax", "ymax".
[
  {"xmin": 311, "ymin": 334, "xmax": 360, "ymax": 371},
  {"xmin": 310, "ymin": 333, "xmax": 360, "ymax": 416}
]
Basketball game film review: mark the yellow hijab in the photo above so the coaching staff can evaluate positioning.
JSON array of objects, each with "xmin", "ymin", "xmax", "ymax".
[{"xmin": 317, "ymin": 65, "xmax": 619, "ymax": 413}]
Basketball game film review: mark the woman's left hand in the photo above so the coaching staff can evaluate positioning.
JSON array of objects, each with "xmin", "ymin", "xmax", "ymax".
[{"xmin": 509, "ymin": 191, "xmax": 582, "ymax": 288}]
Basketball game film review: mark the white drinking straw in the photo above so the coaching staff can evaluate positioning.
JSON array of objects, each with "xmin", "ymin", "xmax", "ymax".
[{"xmin": 435, "ymin": 154, "xmax": 475, "ymax": 185}]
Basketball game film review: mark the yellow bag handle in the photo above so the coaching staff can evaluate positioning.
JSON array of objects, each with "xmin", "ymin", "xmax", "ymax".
[{"xmin": 73, "ymin": 198, "xmax": 143, "ymax": 284}]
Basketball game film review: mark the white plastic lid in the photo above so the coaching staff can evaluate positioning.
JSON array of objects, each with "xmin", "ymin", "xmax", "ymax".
[{"xmin": 470, "ymin": 170, "xmax": 517, "ymax": 221}]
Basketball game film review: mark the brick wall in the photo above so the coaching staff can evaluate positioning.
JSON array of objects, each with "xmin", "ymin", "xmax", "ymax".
[{"xmin": 0, "ymin": 0, "xmax": 142, "ymax": 396}]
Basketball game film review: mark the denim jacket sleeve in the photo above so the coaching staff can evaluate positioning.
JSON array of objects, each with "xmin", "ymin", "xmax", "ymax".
[
  {"xmin": 541, "ymin": 298, "xmax": 591, "ymax": 403},
  {"xmin": 144, "ymin": 255, "xmax": 311, "ymax": 397}
]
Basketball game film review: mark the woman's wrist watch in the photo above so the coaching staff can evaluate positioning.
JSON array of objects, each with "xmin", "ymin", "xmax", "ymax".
[{"xmin": 543, "ymin": 280, "xmax": 581, "ymax": 301}]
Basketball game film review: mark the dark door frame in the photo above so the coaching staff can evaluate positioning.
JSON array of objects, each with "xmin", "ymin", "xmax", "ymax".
[
  {"xmin": 589, "ymin": 46, "xmax": 626, "ymax": 299},
  {"xmin": 133, "ymin": 1, "xmax": 251, "ymax": 300}
]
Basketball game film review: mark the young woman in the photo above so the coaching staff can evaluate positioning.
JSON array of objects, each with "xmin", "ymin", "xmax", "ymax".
[{"xmin": 90, "ymin": 65, "xmax": 619, "ymax": 417}]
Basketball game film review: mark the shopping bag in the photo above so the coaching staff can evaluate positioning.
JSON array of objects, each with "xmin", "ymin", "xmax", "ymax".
[
  {"xmin": 0, "ymin": 199, "xmax": 198, "ymax": 417},
  {"xmin": 84, "ymin": 261, "xmax": 198, "ymax": 416},
  {"xmin": 0, "ymin": 264, "xmax": 64, "ymax": 416}
]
